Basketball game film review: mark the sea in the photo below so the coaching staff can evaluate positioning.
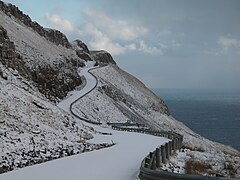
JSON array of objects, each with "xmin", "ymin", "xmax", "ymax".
[{"xmin": 152, "ymin": 88, "xmax": 240, "ymax": 151}]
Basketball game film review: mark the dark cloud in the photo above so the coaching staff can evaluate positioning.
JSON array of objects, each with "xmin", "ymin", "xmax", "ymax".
[
  {"xmin": 99, "ymin": 0, "xmax": 240, "ymax": 89},
  {"xmin": 7, "ymin": 0, "xmax": 240, "ymax": 89}
]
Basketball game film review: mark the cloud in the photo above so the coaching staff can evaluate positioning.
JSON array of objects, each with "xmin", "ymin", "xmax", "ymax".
[
  {"xmin": 125, "ymin": 43, "xmax": 137, "ymax": 51},
  {"xmin": 217, "ymin": 35, "xmax": 240, "ymax": 54},
  {"xmin": 138, "ymin": 40, "xmax": 163, "ymax": 55},
  {"xmin": 82, "ymin": 9, "xmax": 148, "ymax": 41},
  {"xmin": 81, "ymin": 25, "xmax": 162, "ymax": 55},
  {"xmin": 158, "ymin": 40, "xmax": 181, "ymax": 50},
  {"xmin": 43, "ymin": 9, "xmax": 173, "ymax": 56},
  {"xmin": 82, "ymin": 23, "xmax": 125, "ymax": 55},
  {"xmin": 44, "ymin": 11, "xmax": 131, "ymax": 55},
  {"xmin": 81, "ymin": 24, "xmax": 161, "ymax": 55},
  {"xmin": 157, "ymin": 29, "xmax": 172, "ymax": 37},
  {"xmin": 44, "ymin": 13, "xmax": 75, "ymax": 32},
  {"xmin": 78, "ymin": 9, "xmax": 161, "ymax": 55}
]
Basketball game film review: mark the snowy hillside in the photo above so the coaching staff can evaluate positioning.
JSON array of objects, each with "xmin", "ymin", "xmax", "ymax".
[
  {"xmin": 0, "ymin": 1, "xmax": 83, "ymax": 101},
  {"xmin": 0, "ymin": 0, "xmax": 239, "ymax": 178},
  {"xmin": 72, "ymin": 64, "xmax": 240, "ymax": 177},
  {"xmin": 0, "ymin": 64, "xmax": 115, "ymax": 174},
  {"xmin": 0, "ymin": 125, "xmax": 169, "ymax": 180}
]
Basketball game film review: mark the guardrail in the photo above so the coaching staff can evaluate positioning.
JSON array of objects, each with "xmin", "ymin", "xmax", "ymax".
[
  {"xmin": 68, "ymin": 66, "xmax": 237, "ymax": 180},
  {"xmin": 112, "ymin": 125, "xmax": 182, "ymax": 153},
  {"xmin": 139, "ymin": 165, "xmax": 238, "ymax": 180},
  {"xmin": 111, "ymin": 125, "xmax": 183, "ymax": 143},
  {"xmin": 111, "ymin": 124, "xmax": 184, "ymax": 172},
  {"xmin": 70, "ymin": 65, "xmax": 103, "ymax": 125},
  {"xmin": 111, "ymin": 124, "xmax": 236, "ymax": 180},
  {"xmin": 130, "ymin": 126, "xmax": 237, "ymax": 180}
]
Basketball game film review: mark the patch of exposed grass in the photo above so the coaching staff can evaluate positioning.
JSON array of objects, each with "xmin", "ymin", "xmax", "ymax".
[
  {"xmin": 185, "ymin": 158, "xmax": 213, "ymax": 176},
  {"xmin": 224, "ymin": 162, "xmax": 237, "ymax": 178},
  {"xmin": 0, "ymin": 166, "xmax": 10, "ymax": 174}
]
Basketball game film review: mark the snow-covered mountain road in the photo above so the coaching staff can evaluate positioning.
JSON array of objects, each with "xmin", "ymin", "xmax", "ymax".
[
  {"xmin": 0, "ymin": 124, "xmax": 169, "ymax": 180},
  {"xmin": 57, "ymin": 65, "xmax": 99, "ymax": 113},
  {"xmin": 0, "ymin": 64, "xmax": 170, "ymax": 180}
]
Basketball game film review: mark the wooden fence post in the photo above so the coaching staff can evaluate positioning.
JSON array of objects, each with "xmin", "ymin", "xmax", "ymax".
[
  {"xmin": 168, "ymin": 140, "xmax": 172, "ymax": 156},
  {"xmin": 161, "ymin": 145, "xmax": 166, "ymax": 163},
  {"xmin": 180, "ymin": 136, "xmax": 183, "ymax": 148},
  {"xmin": 165, "ymin": 142, "xmax": 169, "ymax": 160},
  {"xmin": 145, "ymin": 157, "xmax": 150, "ymax": 168},
  {"xmin": 175, "ymin": 138, "xmax": 179, "ymax": 150},
  {"xmin": 173, "ymin": 138, "xmax": 177, "ymax": 152},
  {"xmin": 156, "ymin": 147, "xmax": 160, "ymax": 168},
  {"xmin": 151, "ymin": 152, "xmax": 156, "ymax": 170}
]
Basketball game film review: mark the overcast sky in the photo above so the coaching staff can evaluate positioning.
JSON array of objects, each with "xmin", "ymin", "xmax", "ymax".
[{"xmin": 4, "ymin": 0, "xmax": 240, "ymax": 89}]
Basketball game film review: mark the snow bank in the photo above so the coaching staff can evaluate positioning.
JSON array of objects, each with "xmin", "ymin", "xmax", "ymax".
[{"xmin": 0, "ymin": 125, "xmax": 169, "ymax": 180}]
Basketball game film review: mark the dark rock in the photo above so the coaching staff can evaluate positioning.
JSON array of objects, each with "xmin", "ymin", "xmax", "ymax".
[
  {"xmin": 76, "ymin": 51, "xmax": 92, "ymax": 61},
  {"xmin": 0, "ymin": 1, "xmax": 70, "ymax": 48},
  {"xmin": 0, "ymin": 25, "xmax": 29, "ymax": 77},
  {"xmin": 44, "ymin": 28, "xmax": 70, "ymax": 48},
  {"xmin": 72, "ymin": 40, "xmax": 92, "ymax": 61},
  {"xmin": 0, "ymin": 25, "xmax": 82, "ymax": 101},
  {"xmin": 90, "ymin": 50, "xmax": 116, "ymax": 64},
  {"xmin": 30, "ymin": 65, "xmax": 82, "ymax": 101},
  {"xmin": 72, "ymin": 40, "xmax": 90, "ymax": 53}
]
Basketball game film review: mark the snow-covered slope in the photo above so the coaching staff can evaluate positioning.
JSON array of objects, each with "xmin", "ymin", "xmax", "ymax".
[
  {"xmin": 0, "ymin": 0, "xmax": 239, "ymax": 178},
  {"xmin": 0, "ymin": 2, "xmax": 83, "ymax": 101},
  {"xmin": 0, "ymin": 63, "xmax": 113, "ymax": 174},
  {"xmin": 72, "ymin": 64, "xmax": 240, "ymax": 177},
  {"xmin": 0, "ymin": 125, "xmax": 169, "ymax": 180}
]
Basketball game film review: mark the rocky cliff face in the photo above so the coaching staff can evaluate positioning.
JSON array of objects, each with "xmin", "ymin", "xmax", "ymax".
[
  {"xmin": 91, "ymin": 50, "xmax": 116, "ymax": 65},
  {"xmin": 0, "ymin": 2, "xmax": 84, "ymax": 101},
  {"xmin": 0, "ymin": 24, "xmax": 81, "ymax": 101},
  {"xmin": 0, "ymin": 1, "xmax": 70, "ymax": 48},
  {"xmin": 0, "ymin": 1, "xmax": 119, "ymax": 101},
  {"xmin": 0, "ymin": 25, "xmax": 29, "ymax": 79},
  {"xmin": 72, "ymin": 40, "xmax": 116, "ymax": 65}
]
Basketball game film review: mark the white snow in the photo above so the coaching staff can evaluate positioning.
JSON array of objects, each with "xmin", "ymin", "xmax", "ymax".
[
  {"xmin": 57, "ymin": 64, "xmax": 98, "ymax": 112},
  {"xmin": 162, "ymin": 149, "xmax": 227, "ymax": 176},
  {"xmin": 1, "ymin": 3, "xmax": 239, "ymax": 179},
  {"xmin": 50, "ymin": 62, "xmax": 170, "ymax": 180},
  {"xmin": 67, "ymin": 64, "xmax": 240, "ymax": 178},
  {"xmin": 0, "ymin": 124, "xmax": 169, "ymax": 180},
  {"xmin": 54, "ymin": 62, "xmax": 169, "ymax": 180}
]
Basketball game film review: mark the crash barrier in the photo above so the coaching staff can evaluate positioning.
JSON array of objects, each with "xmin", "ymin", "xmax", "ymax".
[
  {"xmin": 111, "ymin": 125, "xmax": 183, "ymax": 166},
  {"xmin": 121, "ymin": 125, "xmax": 237, "ymax": 180},
  {"xmin": 70, "ymin": 66, "xmax": 103, "ymax": 125},
  {"xmin": 139, "ymin": 164, "xmax": 238, "ymax": 180}
]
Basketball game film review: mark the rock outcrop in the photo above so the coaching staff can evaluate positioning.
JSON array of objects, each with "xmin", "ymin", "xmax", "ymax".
[
  {"xmin": 0, "ymin": 25, "xmax": 29, "ymax": 78},
  {"xmin": 0, "ymin": 1, "xmax": 70, "ymax": 48},
  {"xmin": 91, "ymin": 50, "xmax": 116, "ymax": 65},
  {"xmin": 72, "ymin": 40, "xmax": 116, "ymax": 65},
  {"xmin": 0, "ymin": 25, "xmax": 81, "ymax": 101},
  {"xmin": 72, "ymin": 40, "xmax": 90, "ymax": 54},
  {"xmin": 72, "ymin": 40, "xmax": 92, "ymax": 62}
]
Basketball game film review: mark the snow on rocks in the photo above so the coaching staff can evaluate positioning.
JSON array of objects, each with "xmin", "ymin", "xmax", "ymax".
[
  {"xmin": 0, "ymin": 10, "xmax": 79, "ymax": 69},
  {"xmin": 160, "ymin": 148, "xmax": 240, "ymax": 178},
  {"xmin": 0, "ymin": 2, "xmax": 239, "ymax": 178},
  {"xmin": 0, "ymin": 67, "xmax": 110, "ymax": 174},
  {"xmin": 0, "ymin": 124, "xmax": 169, "ymax": 180},
  {"xmin": 70, "ymin": 64, "xmax": 240, "ymax": 178},
  {"xmin": 57, "ymin": 62, "xmax": 98, "ymax": 112}
]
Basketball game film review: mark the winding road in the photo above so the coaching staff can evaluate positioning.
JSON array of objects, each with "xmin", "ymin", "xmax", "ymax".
[
  {"xmin": 57, "ymin": 65, "xmax": 99, "ymax": 114},
  {"xmin": 0, "ymin": 64, "xmax": 170, "ymax": 180}
]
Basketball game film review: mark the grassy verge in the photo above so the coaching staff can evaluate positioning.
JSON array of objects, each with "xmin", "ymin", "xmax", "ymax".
[{"xmin": 185, "ymin": 158, "xmax": 213, "ymax": 176}]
